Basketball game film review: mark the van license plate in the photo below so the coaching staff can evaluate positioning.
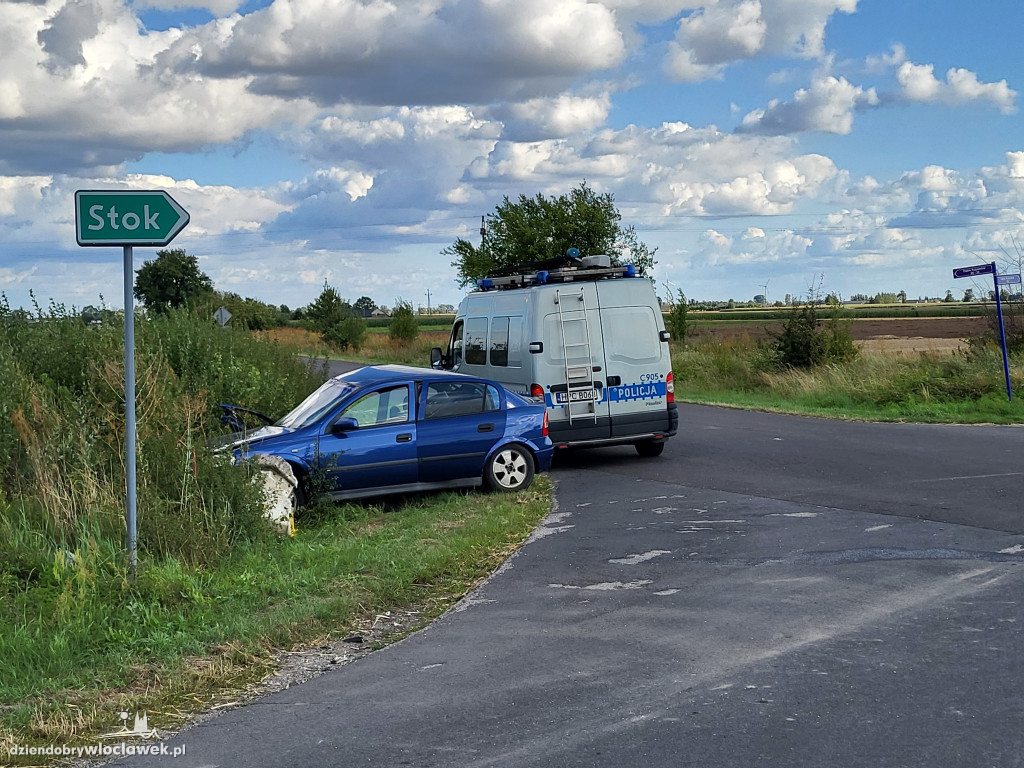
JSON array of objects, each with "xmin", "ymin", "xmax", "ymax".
[{"xmin": 554, "ymin": 389, "xmax": 598, "ymax": 404}]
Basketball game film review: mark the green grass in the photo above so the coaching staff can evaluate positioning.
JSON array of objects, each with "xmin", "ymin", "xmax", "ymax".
[
  {"xmin": 0, "ymin": 305, "xmax": 552, "ymax": 762},
  {"xmin": 672, "ymin": 338, "xmax": 1024, "ymax": 423},
  {"xmin": 1, "ymin": 483, "xmax": 550, "ymax": 756}
]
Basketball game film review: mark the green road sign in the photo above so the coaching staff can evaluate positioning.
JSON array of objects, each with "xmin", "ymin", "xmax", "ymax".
[{"xmin": 75, "ymin": 190, "xmax": 189, "ymax": 246}]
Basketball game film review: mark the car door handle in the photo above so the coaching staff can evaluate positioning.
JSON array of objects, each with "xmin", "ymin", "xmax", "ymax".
[
  {"xmin": 396, "ymin": 433, "xmax": 413, "ymax": 443},
  {"xmin": 478, "ymin": 423, "xmax": 495, "ymax": 433}
]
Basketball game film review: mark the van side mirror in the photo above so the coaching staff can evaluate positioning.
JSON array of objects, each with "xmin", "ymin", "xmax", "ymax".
[{"xmin": 430, "ymin": 347, "xmax": 444, "ymax": 368}]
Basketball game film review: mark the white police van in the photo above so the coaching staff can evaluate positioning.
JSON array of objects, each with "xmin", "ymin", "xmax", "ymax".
[{"xmin": 431, "ymin": 254, "xmax": 677, "ymax": 456}]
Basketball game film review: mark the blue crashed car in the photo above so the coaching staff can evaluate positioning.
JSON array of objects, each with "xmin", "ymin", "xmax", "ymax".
[{"xmin": 219, "ymin": 365, "xmax": 553, "ymax": 513}]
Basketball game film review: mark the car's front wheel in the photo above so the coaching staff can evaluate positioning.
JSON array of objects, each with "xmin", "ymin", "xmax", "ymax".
[{"xmin": 484, "ymin": 444, "xmax": 535, "ymax": 492}]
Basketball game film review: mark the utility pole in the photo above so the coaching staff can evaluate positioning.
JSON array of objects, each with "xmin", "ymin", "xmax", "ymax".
[{"xmin": 425, "ymin": 289, "xmax": 431, "ymax": 316}]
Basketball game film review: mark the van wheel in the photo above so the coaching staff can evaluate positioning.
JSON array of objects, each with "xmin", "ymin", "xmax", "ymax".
[
  {"xmin": 635, "ymin": 440, "xmax": 665, "ymax": 458},
  {"xmin": 484, "ymin": 444, "xmax": 535, "ymax": 492}
]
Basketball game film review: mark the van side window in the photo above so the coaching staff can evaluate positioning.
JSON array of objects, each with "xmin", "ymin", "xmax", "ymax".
[
  {"xmin": 507, "ymin": 317, "xmax": 523, "ymax": 368},
  {"xmin": 464, "ymin": 318, "xmax": 487, "ymax": 366},
  {"xmin": 490, "ymin": 317, "xmax": 509, "ymax": 367}
]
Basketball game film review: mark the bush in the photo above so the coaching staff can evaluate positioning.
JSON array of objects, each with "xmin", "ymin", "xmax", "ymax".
[
  {"xmin": 324, "ymin": 315, "xmax": 367, "ymax": 351},
  {"xmin": 389, "ymin": 301, "xmax": 419, "ymax": 343},
  {"xmin": 665, "ymin": 290, "xmax": 688, "ymax": 343},
  {"xmin": 770, "ymin": 302, "xmax": 857, "ymax": 369}
]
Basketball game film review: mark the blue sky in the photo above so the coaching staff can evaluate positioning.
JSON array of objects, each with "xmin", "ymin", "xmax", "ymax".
[{"xmin": 2, "ymin": 0, "xmax": 1023, "ymax": 312}]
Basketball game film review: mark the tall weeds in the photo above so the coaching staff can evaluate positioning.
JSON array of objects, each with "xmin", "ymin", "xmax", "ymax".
[{"xmin": 0, "ymin": 300, "xmax": 323, "ymax": 566}]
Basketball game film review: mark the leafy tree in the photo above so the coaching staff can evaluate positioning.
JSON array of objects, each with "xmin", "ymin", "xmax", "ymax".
[
  {"xmin": 388, "ymin": 299, "xmax": 419, "ymax": 342},
  {"xmin": 444, "ymin": 181, "xmax": 656, "ymax": 287},
  {"xmin": 80, "ymin": 305, "xmax": 103, "ymax": 325},
  {"xmin": 962, "ymin": 288, "xmax": 975, "ymax": 302},
  {"xmin": 943, "ymin": 290, "xmax": 955, "ymax": 302},
  {"xmin": 134, "ymin": 249, "xmax": 214, "ymax": 313},
  {"xmin": 210, "ymin": 292, "xmax": 282, "ymax": 331},
  {"xmin": 353, "ymin": 296, "xmax": 377, "ymax": 317}
]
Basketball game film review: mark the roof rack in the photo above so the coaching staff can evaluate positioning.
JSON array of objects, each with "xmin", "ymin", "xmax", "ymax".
[{"xmin": 476, "ymin": 256, "xmax": 637, "ymax": 292}]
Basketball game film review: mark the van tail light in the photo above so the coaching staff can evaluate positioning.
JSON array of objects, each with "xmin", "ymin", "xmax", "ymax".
[
  {"xmin": 666, "ymin": 371, "xmax": 675, "ymax": 403},
  {"xmin": 542, "ymin": 410, "xmax": 549, "ymax": 437},
  {"xmin": 530, "ymin": 383, "xmax": 545, "ymax": 398}
]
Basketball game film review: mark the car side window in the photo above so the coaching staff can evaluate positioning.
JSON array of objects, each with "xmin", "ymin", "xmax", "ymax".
[
  {"xmin": 424, "ymin": 381, "xmax": 500, "ymax": 420},
  {"xmin": 338, "ymin": 385, "xmax": 409, "ymax": 428}
]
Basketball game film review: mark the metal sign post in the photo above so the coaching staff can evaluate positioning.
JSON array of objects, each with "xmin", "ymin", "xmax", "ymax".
[
  {"xmin": 122, "ymin": 246, "xmax": 138, "ymax": 575},
  {"xmin": 75, "ymin": 190, "xmax": 189, "ymax": 579},
  {"xmin": 953, "ymin": 261, "xmax": 1012, "ymax": 402}
]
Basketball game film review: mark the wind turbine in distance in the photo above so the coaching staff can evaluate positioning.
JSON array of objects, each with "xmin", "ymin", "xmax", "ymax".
[{"xmin": 759, "ymin": 278, "xmax": 771, "ymax": 306}]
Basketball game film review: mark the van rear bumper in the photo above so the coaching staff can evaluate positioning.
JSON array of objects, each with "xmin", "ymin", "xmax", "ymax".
[{"xmin": 549, "ymin": 403, "xmax": 678, "ymax": 449}]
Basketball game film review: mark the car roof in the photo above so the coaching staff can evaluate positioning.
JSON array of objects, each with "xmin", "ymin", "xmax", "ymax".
[{"xmin": 336, "ymin": 364, "xmax": 491, "ymax": 387}]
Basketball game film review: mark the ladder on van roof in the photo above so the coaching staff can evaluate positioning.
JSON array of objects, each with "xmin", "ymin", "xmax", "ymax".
[{"xmin": 555, "ymin": 286, "xmax": 598, "ymax": 424}]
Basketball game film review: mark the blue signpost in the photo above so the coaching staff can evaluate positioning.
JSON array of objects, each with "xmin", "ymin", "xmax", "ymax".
[
  {"xmin": 953, "ymin": 261, "xmax": 1012, "ymax": 401},
  {"xmin": 75, "ymin": 190, "xmax": 190, "ymax": 578}
]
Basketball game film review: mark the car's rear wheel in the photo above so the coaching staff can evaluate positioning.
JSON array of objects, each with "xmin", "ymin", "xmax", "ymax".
[
  {"xmin": 484, "ymin": 444, "xmax": 535, "ymax": 492},
  {"xmin": 635, "ymin": 440, "xmax": 665, "ymax": 458}
]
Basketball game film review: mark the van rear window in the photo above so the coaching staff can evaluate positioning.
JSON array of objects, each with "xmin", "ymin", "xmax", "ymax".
[{"xmin": 604, "ymin": 307, "xmax": 662, "ymax": 365}]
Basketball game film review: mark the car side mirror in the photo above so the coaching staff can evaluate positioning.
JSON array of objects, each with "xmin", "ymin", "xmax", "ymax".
[{"xmin": 330, "ymin": 417, "xmax": 359, "ymax": 434}]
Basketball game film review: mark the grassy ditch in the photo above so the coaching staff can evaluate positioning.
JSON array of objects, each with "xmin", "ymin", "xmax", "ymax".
[{"xmin": 0, "ymin": 302, "xmax": 551, "ymax": 761}]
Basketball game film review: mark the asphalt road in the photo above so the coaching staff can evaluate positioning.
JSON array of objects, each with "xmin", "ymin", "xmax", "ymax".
[{"xmin": 109, "ymin": 402, "xmax": 1024, "ymax": 768}]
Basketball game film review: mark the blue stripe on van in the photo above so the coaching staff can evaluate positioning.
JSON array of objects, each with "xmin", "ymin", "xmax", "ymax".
[{"xmin": 606, "ymin": 382, "xmax": 667, "ymax": 402}]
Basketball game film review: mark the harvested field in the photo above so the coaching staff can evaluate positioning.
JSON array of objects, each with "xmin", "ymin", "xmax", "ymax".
[{"xmin": 689, "ymin": 315, "xmax": 992, "ymax": 355}]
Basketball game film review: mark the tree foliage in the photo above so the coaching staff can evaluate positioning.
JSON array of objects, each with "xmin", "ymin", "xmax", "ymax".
[
  {"xmin": 353, "ymin": 296, "xmax": 377, "ymax": 316},
  {"xmin": 306, "ymin": 281, "xmax": 365, "ymax": 350},
  {"xmin": 444, "ymin": 182, "xmax": 656, "ymax": 287},
  {"xmin": 209, "ymin": 292, "xmax": 285, "ymax": 331},
  {"xmin": 770, "ymin": 299, "xmax": 858, "ymax": 369},
  {"xmin": 388, "ymin": 299, "xmax": 419, "ymax": 343},
  {"xmin": 134, "ymin": 249, "xmax": 214, "ymax": 314},
  {"xmin": 665, "ymin": 289, "xmax": 689, "ymax": 343}
]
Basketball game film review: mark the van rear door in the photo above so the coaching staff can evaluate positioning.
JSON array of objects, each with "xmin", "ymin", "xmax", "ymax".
[
  {"xmin": 538, "ymin": 282, "xmax": 612, "ymax": 442},
  {"xmin": 594, "ymin": 280, "xmax": 672, "ymax": 439}
]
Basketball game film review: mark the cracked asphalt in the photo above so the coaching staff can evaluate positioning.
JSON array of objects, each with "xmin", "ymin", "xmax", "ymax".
[{"xmin": 109, "ymin": 403, "xmax": 1024, "ymax": 768}]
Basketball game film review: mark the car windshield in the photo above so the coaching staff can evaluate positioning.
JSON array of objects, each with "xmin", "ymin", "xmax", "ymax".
[{"xmin": 277, "ymin": 378, "xmax": 356, "ymax": 429}]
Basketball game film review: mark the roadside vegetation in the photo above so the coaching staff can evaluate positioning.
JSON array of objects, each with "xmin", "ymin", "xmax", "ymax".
[
  {"xmin": 670, "ymin": 301, "xmax": 1024, "ymax": 423},
  {"xmin": 0, "ymin": 299, "xmax": 549, "ymax": 761}
]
